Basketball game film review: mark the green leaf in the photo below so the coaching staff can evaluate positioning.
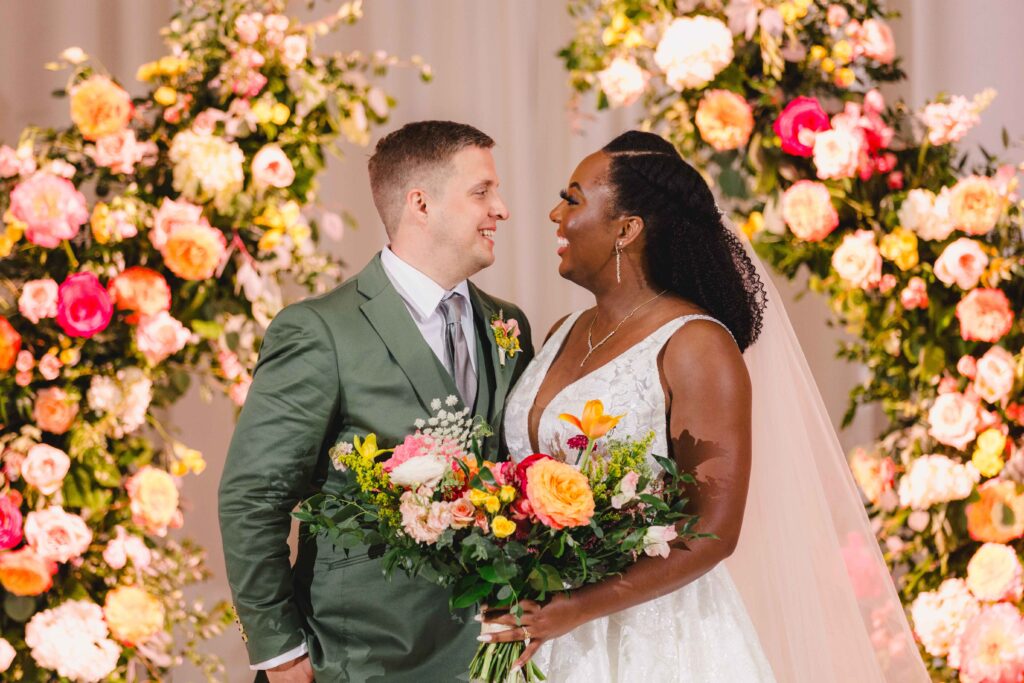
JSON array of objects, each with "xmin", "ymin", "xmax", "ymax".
[
  {"xmin": 4, "ymin": 594, "xmax": 37, "ymax": 622},
  {"xmin": 527, "ymin": 565, "xmax": 562, "ymax": 593},
  {"xmin": 191, "ymin": 319, "xmax": 223, "ymax": 340},
  {"xmin": 1002, "ymin": 502, "xmax": 1016, "ymax": 527},
  {"xmin": 451, "ymin": 579, "xmax": 494, "ymax": 609}
]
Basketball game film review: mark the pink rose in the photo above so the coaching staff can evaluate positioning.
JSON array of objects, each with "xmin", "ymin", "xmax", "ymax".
[
  {"xmin": 229, "ymin": 376, "xmax": 252, "ymax": 406},
  {"xmin": 958, "ymin": 355, "xmax": 978, "ymax": 379},
  {"xmin": 449, "ymin": 496, "xmax": 476, "ymax": 529},
  {"xmin": 16, "ymin": 350, "xmax": 34, "ymax": 372},
  {"xmin": 900, "ymin": 277, "xmax": 929, "ymax": 310},
  {"xmin": 135, "ymin": 311, "xmax": 190, "ymax": 365},
  {"xmin": 826, "ymin": 5, "xmax": 849, "ymax": 28},
  {"xmin": 24, "ymin": 506, "xmax": 92, "ymax": 563},
  {"xmin": 831, "ymin": 230, "xmax": 882, "ymax": 289},
  {"xmin": 928, "ymin": 392, "xmax": 980, "ymax": 450},
  {"xmin": 949, "ymin": 175, "xmax": 1004, "ymax": 236},
  {"xmin": 88, "ymin": 129, "xmax": 157, "ymax": 175},
  {"xmin": 934, "ymin": 238, "xmax": 989, "ymax": 290},
  {"xmin": 34, "ymin": 386, "xmax": 79, "ymax": 434},
  {"xmin": 56, "ymin": 272, "xmax": 113, "ymax": 338},
  {"xmin": 857, "ymin": 18, "xmax": 895, "ymax": 64},
  {"xmin": 281, "ymin": 35, "xmax": 308, "ymax": 67},
  {"xmin": 813, "ymin": 122, "xmax": 863, "ymax": 179},
  {"xmin": 399, "ymin": 491, "xmax": 447, "ymax": 544},
  {"xmin": 950, "ymin": 604, "xmax": 1024, "ymax": 683},
  {"xmin": 234, "ymin": 13, "xmax": 262, "ymax": 44},
  {"xmin": 921, "ymin": 96, "xmax": 981, "ymax": 146},
  {"xmin": 643, "ymin": 525, "xmax": 678, "ymax": 558},
  {"xmin": 251, "ymin": 144, "xmax": 295, "ymax": 188},
  {"xmin": 975, "ymin": 346, "xmax": 1016, "ymax": 405},
  {"xmin": 102, "ymin": 525, "xmax": 152, "ymax": 570},
  {"xmin": 38, "ymin": 353, "xmax": 61, "ymax": 381},
  {"xmin": 21, "ymin": 444, "xmax": 70, "ymax": 495},
  {"xmin": 957, "ymin": 288, "xmax": 1014, "ymax": 343},
  {"xmin": 0, "ymin": 494, "xmax": 23, "ymax": 551},
  {"xmin": 18, "ymin": 279, "xmax": 59, "ymax": 324},
  {"xmin": 151, "ymin": 197, "xmax": 204, "ymax": 251},
  {"xmin": 9, "ymin": 173, "xmax": 89, "ymax": 248},
  {"xmin": 781, "ymin": 180, "xmax": 839, "ymax": 241},
  {"xmin": 0, "ymin": 145, "xmax": 21, "ymax": 177},
  {"xmin": 774, "ymin": 97, "xmax": 830, "ymax": 157},
  {"xmin": 878, "ymin": 273, "xmax": 897, "ymax": 294}
]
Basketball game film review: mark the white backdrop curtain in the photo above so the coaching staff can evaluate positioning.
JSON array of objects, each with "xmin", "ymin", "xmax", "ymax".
[{"xmin": 2, "ymin": 1, "xmax": 1023, "ymax": 678}]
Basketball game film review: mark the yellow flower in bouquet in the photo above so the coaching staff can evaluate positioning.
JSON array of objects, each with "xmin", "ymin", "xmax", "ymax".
[
  {"xmin": 103, "ymin": 585, "xmax": 165, "ymax": 645},
  {"xmin": 70, "ymin": 75, "xmax": 133, "ymax": 141},
  {"xmin": 559, "ymin": 399, "xmax": 624, "ymax": 442},
  {"xmin": 491, "ymin": 515, "xmax": 516, "ymax": 539},
  {"xmin": 879, "ymin": 228, "xmax": 919, "ymax": 271},
  {"xmin": 525, "ymin": 459, "xmax": 595, "ymax": 529},
  {"xmin": 972, "ymin": 429, "xmax": 1008, "ymax": 477}
]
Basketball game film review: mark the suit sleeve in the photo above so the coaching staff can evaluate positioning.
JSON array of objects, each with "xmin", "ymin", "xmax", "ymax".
[{"xmin": 218, "ymin": 303, "xmax": 340, "ymax": 664}]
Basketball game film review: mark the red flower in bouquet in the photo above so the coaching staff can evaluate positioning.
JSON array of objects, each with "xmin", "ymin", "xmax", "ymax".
[
  {"xmin": 56, "ymin": 272, "xmax": 113, "ymax": 338},
  {"xmin": 774, "ymin": 97, "xmax": 830, "ymax": 157},
  {"xmin": 514, "ymin": 453, "xmax": 554, "ymax": 494}
]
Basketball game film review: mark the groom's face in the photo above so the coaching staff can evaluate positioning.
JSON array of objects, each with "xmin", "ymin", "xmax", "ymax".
[{"xmin": 426, "ymin": 146, "xmax": 508, "ymax": 277}]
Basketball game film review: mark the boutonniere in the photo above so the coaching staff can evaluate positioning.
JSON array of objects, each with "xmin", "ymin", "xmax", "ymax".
[{"xmin": 490, "ymin": 310, "xmax": 521, "ymax": 367}]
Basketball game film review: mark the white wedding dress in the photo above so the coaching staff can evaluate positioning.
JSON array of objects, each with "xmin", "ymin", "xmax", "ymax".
[{"xmin": 503, "ymin": 311, "xmax": 776, "ymax": 683}]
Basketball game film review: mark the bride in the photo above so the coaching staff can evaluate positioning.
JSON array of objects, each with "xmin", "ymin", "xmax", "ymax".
[{"xmin": 483, "ymin": 131, "xmax": 929, "ymax": 682}]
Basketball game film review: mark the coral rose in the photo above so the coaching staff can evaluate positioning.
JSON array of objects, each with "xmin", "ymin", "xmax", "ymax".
[
  {"xmin": 525, "ymin": 459, "xmax": 595, "ymax": 529},
  {"xmin": 135, "ymin": 311, "xmax": 190, "ymax": 365},
  {"xmin": 9, "ymin": 173, "xmax": 89, "ymax": 248},
  {"xmin": 857, "ymin": 18, "xmax": 896, "ymax": 65},
  {"xmin": 162, "ymin": 219, "xmax": 226, "ymax": 280},
  {"xmin": 126, "ymin": 466, "xmax": 180, "ymax": 536},
  {"xmin": 514, "ymin": 453, "xmax": 554, "ymax": 494},
  {"xmin": 70, "ymin": 75, "xmax": 133, "ymax": 140},
  {"xmin": 974, "ymin": 346, "xmax": 1016, "ymax": 405},
  {"xmin": 0, "ymin": 547, "xmax": 57, "ymax": 596},
  {"xmin": 967, "ymin": 480, "xmax": 1024, "ymax": 543},
  {"xmin": 108, "ymin": 267, "xmax": 172, "ymax": 323},
  {"xmin": 781, "ymin": 180, "xmax": 838, "ymax": 241},
  {"xmin": 34, "ymin": 386, "xmax": 79, "ymax": 434},
  {"xmin": 56, "ymin": 272, "xmax": 114, "ymax": 338},
  {"xmin": 956, "ymin": 288, "xmax": 1014, "ymax": 343},
  {"xmin": 21, "ymin": 444, "xmax": 71, "ymax": 495},
  {"xmin": 103, "ymin": 585, "xmax": 165, "ymax": 645},
  {"xmin": 0, "ymin": 316, "xmax": 21, "ymax": 372},
  {"xmin": 774, "ymin": 97, "xmax": 830, "ymax": 157},
  {"xmin": 949, "ymin": 176, "xmax": 1004, "ymax": 236},
  {"xmin": 695, "ymin": 90, "xmax": 754, "ymax": 151},
  {"xmin": 950, "ymin": 604, "xmax": 1024, "ymax": 683}
]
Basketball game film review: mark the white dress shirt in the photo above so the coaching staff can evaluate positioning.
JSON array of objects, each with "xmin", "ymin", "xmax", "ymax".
[{"xmin": 250, "ymin": 248, "xmax": 477, "ymax": 671}]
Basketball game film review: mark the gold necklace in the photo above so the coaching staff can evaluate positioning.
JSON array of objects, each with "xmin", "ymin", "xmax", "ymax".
[{"xmin": 581, "ymin": 290, "xmax": 668, "ymax": 367}]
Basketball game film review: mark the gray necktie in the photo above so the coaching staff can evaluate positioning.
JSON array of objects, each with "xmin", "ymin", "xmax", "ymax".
[{"xmin": 439, "ymin": 291, "xmax": 477, "ymax": 408}]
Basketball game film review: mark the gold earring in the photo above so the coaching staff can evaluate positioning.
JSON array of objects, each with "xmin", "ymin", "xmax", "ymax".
[{"xmin": 615, "ymin": 242, "xmax": 623, "ymax": 284}]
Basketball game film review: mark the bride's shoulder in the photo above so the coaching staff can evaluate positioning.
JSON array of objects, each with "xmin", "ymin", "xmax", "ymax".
[
  {"xmin": 543, "ymin": 308, "xmax": 589, "ymax": 344},
  {"xmin": 661, "ymin": 316, "xmax": 749, "ymax": 397}
]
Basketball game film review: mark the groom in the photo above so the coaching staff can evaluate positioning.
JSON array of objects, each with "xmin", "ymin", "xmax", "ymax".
[{"xmin": 219, "ymin": 120, "xmax": 534, "ymax": 682}]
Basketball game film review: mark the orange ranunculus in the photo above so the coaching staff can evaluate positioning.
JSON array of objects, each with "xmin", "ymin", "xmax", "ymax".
[
  {"xmin": 162, "ymin": 221, "xmax": 226, "ymax": 281},
  {"xmin": 695, "ymin": 89, "xmax": 755, "ymax": 152},
  {"xmin": 559, "ymin": 400, "xmax": 624, "ymax": 442},
  {"xmin": 70, "ymin": 75, "xmax": 133, "ymax": 141},
  {"xmin": 0, "ymin": 316, "xmax": 21, "ymax": 372},
  {"xmin": 525, "ymin": 459, "xmax": 595, "ymax": 529},
  {"xmin": 0, "ymin": 546, "xmax": 57, "ymax": 596},
  {"xmin": 108, "ymin": 267, "xmax": 172, "ymax": 324},
  {"xmin": 103, "ymin": 585, "xmax": 165, "ymax": 645},
  {"xmin": 967, "ymin": 480, "xmax": 1024, "ymax": 543}
]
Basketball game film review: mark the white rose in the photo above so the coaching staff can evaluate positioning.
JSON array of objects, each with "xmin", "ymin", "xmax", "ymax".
[
  {"xmin": 974, "ymin": 346, "xmax": 1016, "ymax": 405},
  {"xmin": 0, "ymin": 637, "xmax": 14, "ymax": 671},
  {"xmin": 899, "ymin": 188, "xmax": 954, "ymax": 241},
  {"xmin": 281, "ymin": 34, "xmax": 308, "ymax": 67},
  {"xmin": 251, "ymin": 144, "xmax": 296, "ymax": 188},
  {"xmin": 366, "ymin": 88, "xmax": 389, "ymax": 118},
  {"xmin": 654, "ymin": 16, "xmax": 734, "ymax": 91},
  {"xmin": 934, "ymin": 238, "xmax": 989, "ymax": 290},
  {"xmin": 21, "ymin": 444, "xmax": 71, "ymax": 496},
  {"xmin": 910, "ymin": 578, "xmax": 980, "ymax": 657},
  {"xmin": 24, "ymin": 506, "xmax": 93, "ymax": 563},
  {"xmin": 389, "ymin": 455, "xmax": 448, "ymax": 488},
  {"xmin": 596, "ymin": 56, "xmax": 649, "ymax": 108},
  {"xmin": 831, "ymin": 230, "xmax": 882, "ymax": 288},
  {"xmin": 927, "ymin": 392, "xmax": 981, "ymax": 449},
  {"xmin": 898, "ymin": 454, "xmax": 979, "ymax": 510}
]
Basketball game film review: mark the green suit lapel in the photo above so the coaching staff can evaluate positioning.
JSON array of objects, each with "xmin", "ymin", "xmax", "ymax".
[
  {"xmin": 468, "ymin": 282, "xmax": 516, "ymax": 426},
  {"xmin": 357, "ymin": 255, "xmax": 458, "ymax": 414}
]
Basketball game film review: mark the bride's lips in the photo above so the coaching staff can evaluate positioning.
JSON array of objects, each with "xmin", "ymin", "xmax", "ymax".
[{"xmin": 556, "ymin": 235, "xmax": 569, "ymax": 255}]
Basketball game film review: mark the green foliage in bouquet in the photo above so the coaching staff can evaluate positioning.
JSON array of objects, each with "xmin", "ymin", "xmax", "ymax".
[{"xmin": 0, "ymin": 0, "xmax": 424, "ymax": 679}]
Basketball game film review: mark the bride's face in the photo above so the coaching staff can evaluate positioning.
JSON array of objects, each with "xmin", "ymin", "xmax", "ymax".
[{"xmin": 549, "ymin": 152, "xmax": 621, "ymax": 287}]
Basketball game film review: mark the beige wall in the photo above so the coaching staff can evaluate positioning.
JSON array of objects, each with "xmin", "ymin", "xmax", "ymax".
[{"xmin": 3, "ymin": 2, "xmax": 1023, "ymax": 679}]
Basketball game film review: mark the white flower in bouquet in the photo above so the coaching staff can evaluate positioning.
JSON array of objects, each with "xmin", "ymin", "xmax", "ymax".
[
  {"xmin": 168, "ymin": 129, "xmax": 244, "ymax": 211},
  {"xmin": 654, "ymin": 16, "xmax": 734, "ymax": 91},
  {"xmin": 910, "ymin": 578, "xmax": 980, "ymax": 657},
  {"xmin": 25, "ymin": 600, "xmax": 120, "ymax": 682},
  {"xmin": 389, "ymin": 455, "xmax": 448, "ymax": 488},
  {"xmin": 0, "ymin": 638, "xmax": 14, "ymax": 672},
  {"xmin": 934, "ymin": 238, "xmax": 989, "ymax": 290},
  {"xmin": 597, "ymin": 56, "xmax": 649, "ymax": 108},
  {"xmin": 966, "ymin": 542, "xmax": 1024, "ymax": 602},
  {"xmin": 831, "ymin": 229, "xmax": 882, "ymax": 289},
  {"xmin": 974, "ymin": 346, "xmax": 1016, "ymax": 405},
  {"xmin": 898, "ymin": 188, "xmax": 955, "ymax": 241},
  {"xmin": 928, "ymin": 392, "xmax": 981, "ymax": 450},
  {"xmin": 643, "ymin": 525, "xmax": 678, "ymax": 558},
  {"xmin": 898, "ymin": 454, "xmax": 979, "ymax": 510}
]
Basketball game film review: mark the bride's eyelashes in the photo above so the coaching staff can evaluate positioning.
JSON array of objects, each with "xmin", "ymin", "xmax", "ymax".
[{"xmin": 559, "ymin": 189, "xmax": 578, "ymax": 206}]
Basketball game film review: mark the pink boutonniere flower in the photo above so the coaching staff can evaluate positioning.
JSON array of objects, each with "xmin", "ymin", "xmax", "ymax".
[{"xmin": 490, "ymin": 311, "xmax": 521, "ymax": 367}]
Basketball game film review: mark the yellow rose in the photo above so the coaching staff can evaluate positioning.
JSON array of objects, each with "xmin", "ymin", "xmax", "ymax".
[
  {"xmin": 469, "ymin": 488, "xmax": 490, "ymax": 507},
  {"xmin": 809, "ymin": 45, "xmax": 828, "ymax": 62},
  {"xmin": 741, "ymin": 211, "xmax": 764, "ymax": 239},
  {"xmin": 821, "ymin": 57, "xmax": 836, "ymax": 74},
  {"xmin": 834, "ymin": 68, "xmax": 856, "ymax": 89},
  {"xmin": 154, "ymin": 86, "xmax": 178, "ymax": 106},
  {"xmin": 252, "ymin": 100, "xmax": 274, "ymax": 125},
  {"xmin": 70, "ymin": 75, "xmax": 133, "ymax": 141},
  {"xmin": 525, "ymin": 459, "xmax": 595, "ymax": 529},
  {"xmin": 91, "ymin": 202, "xmax": 112, "ymax": 244},
  {"xmin": 832, "ymin": 40, "xmax": 853, "ymax": 65},
  {"xmin": 492, "ymin": 515, "xmax": 516, "ymax": 539},
  {"xmin": 271, "ymin": 103, "xmax": 291, "ymax": 126},
  {"xmin": 258, "ymin": 228, "xmax": 284, "ymax": 252},
  {"xmin": 779, "ymin": 3, "xmax": 799, "ymax": 24},
  {"xmin": 163, "ymin": 221, "xmax": 227, "ymax": 281},
  {"xmin": 498, "ymin": 485, "xmax": 516, "ymax": 504},
  {"xmin": 126, "ymin": 466, "xmax": 180, "ymax": 536},
  {"xmin": 972, "ymin": 429, "xmax": 1007, "ymax": 477},
  {"xmin": 484, "ymin": 495, "xmax": 501, "ymax": 514},
  {"xmin": 136, "ymin": 61, "xmax": 159, "ymax": 82},
  {"xmin": 103, "ymin": 585, "xmax": 165, "ymax": 645},
  {"xmin": 879, "ymin": 228, "xmax": 919, "ymax": 271}
]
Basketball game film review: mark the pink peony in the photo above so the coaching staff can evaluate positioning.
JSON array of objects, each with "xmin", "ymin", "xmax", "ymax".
[
  {"xmin": 857, "ymin": 18, "xmax": 895, "ymax": 64},
  {"xmin": 56, "ymin": 272, "xmax": 113, "ymax": 338},
  {"xmin": 38, "ymin": 353, "xmax": 61, "ymax": 381},
  {"xmin": 950, "ymin": 604, "xmax": 1024, "ymax": 683},
  {"xmin": 922, "ymin": 96, "xmax": 982, "ymax": 146},
  {"xmin": 774, "ymin": 97, "xmax": 830, "ymax": 157},
  {"xmin": 251, "ymin": 144, "xmax": 296, "ymax": 188},
  {"xmin": 910, "ymin": 578, "xmax": 980, "ymax": 658},
  {"xmin": 966, "ymin": 543, "xmax": 1023, "ymax": 603},
  {"xmin": 399, "ymin": 491, "xmax": 450, "ymax": 544},
  {"xmin": 21, "ymin": 444, "xmax": 70, "ymax": 496},
  {"xmin": 950, "ymin": 176, "xmax": 1004, "ymax": 236},
  {"xmin": 959, "ymin": 355, "xmax": 978, "ymax": 379},
  {"xmin": 234, "ymin": 13, "xmax": 262, "ymax": 43},
  {"xmin": 24, "ymin": 600, "xmax": 120, "ymax": 682},
  {"xmin": 975, "ymin": 346, "xmax": 1016, "ymax": 405},
  {"xmin": 0, "ymin": 494, "xmax": 23, "ymax": 551},
  {"xmin": 900, "ymin": 277, "xmax": 929, "ymax": 310},
  {"xmin": 781, "ymin": 180, "xmax": 838, "ymax": 241},
  {"xmin": 88, "ymin": 129, "xmax": 157, "ymax": 175},
  {"xmin": 18, "ymin": 279, "xmax": 59, "ymax": 324},
  {"xmin": 34, "ymin": 386, "xmax": 79, "ymax": 435},
  {"xmin": 24, "ymin": 506, "xmax": 93, "ymax": 563},
  {"xmin": 934, "ymin": 238, "xmax": 989, "ymax": 290},
  {"xmin": 135, "ymin": 311, "xmax": 190, "ymax": 365},
  {"xmin": 928, "ymin": 392, "xmax": 980, "ymax": 450},
  {"xmin": 957, "ymin": 289, "xmax": 1014, "ymax": 343},
  {"xmin": 9, "ymin": 173, "xmax": 89, "ymax": 248}
]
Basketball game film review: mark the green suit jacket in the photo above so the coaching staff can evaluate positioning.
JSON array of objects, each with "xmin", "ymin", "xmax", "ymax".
[{"xmin": 218, "ymin": 254, "xmax": 534, "ymax": 682}]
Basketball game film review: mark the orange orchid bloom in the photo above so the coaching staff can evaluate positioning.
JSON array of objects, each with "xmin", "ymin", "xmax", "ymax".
[{"xmin": 558, "ymin": 400, "xmax": 625, "ymax": 442}]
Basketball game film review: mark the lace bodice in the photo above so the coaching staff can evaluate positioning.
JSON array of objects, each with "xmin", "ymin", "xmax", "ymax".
[{"xmin": 504, "ymin": 310, "xmax": 734, "ymax": 466}]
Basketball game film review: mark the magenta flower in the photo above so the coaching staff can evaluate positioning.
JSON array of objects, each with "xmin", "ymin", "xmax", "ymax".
[
  {"xmin": 773, "ymin": 97, "xmax": 830, "ymax": 157},
  {"xmin": 56, "ymin": 272, "xmax": 114, "ymax": 338},
  {"xmin": 0, "ymin": 494, "xmax": 24, "ymax": 551}
]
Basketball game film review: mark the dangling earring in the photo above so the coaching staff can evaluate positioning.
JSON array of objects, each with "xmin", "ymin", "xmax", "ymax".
[{"xmin": 615, "ymin": 241, "xmax": 623, "ymax": 284}]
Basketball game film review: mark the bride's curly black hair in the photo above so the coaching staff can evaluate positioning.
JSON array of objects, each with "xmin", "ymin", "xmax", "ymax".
[{"xmin": 602, "ymin": 131, "xmax": 767, "ymax": 351}]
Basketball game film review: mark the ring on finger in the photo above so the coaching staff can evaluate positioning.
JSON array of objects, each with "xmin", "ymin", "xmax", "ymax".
[{"xmin": 522, "ymin": 626, "xmax": 531, "ymax": 640}]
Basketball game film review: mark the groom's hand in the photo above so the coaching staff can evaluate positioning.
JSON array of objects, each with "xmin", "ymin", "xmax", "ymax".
[{"xmin": 267, "ymin": 654, "xmax": 314, "ymax": 683}]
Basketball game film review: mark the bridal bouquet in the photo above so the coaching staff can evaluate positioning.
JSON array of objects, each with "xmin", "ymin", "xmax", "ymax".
[{"xmin": 296, "ymin": 397, "xmax": 706, "ymax": 683}]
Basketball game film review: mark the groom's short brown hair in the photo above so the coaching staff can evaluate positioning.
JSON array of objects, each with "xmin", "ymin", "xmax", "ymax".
[{"xmin": 368, "ymin": 120, "xmax": 494, "ymax": 236}]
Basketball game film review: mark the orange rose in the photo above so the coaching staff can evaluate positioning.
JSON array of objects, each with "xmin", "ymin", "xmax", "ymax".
[
  {"xmin": 126, "ymin": 466, "xmax": 180, "ymax": 536},
  {"xmin": 967, "ymin": 480, "xmax": 1024, "ymax": 543},
  {"xmin": 525, "ymin": 459, "xmax": 595, "ymax": 529},
  {"xmin": 695, "ymin": 89, "xmax": 755, "ymax": 152},
  {"xmin": 33, "ymin": 386, "xmax": 79, "ymax": 434},
  {"xmin": 103, "ymin": 585, "xmax": 165, "ymax": 645},
  {"xmin": 0, "ymin": 316, "xmax": 21, "ymax": 372},
  {"xmin": 70, "ymin": 75, "xmax": 133, "ymax": 141},
  {"xmin": 108, "ymin": 267, "xmax": 172, "ymax": 324},
  {"xmin": 0, "ymin": 547, "xmax": 57, "ymax": 596},
  {"xmin": 162, "ymin": 221, "xmax": 226, "ymax": 281},
  {"xmin": 949, "ymin": 175, "xmax": 1004, "ymax": 236}
]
